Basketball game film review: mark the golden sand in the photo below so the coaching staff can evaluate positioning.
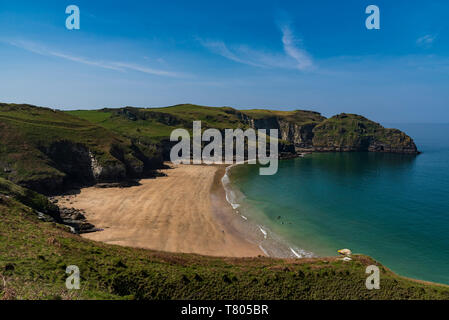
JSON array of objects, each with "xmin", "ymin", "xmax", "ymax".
[{"xmin": 55, "ymin": 164, "xmax": 262, "ymax": 257}]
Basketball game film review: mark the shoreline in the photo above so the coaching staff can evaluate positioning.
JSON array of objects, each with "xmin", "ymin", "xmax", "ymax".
[
  {"xmin": 54, "ymin": 164, "xmax": 262, "ymax": 257},
  {"xmin": 218, "ymin": 162, "xmax": 316, "ymax": 259}
]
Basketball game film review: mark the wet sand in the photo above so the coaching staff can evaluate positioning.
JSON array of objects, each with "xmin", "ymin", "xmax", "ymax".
[{"xmin": 55, "ymin": 164, "xmax": 262, "ymax": 257}]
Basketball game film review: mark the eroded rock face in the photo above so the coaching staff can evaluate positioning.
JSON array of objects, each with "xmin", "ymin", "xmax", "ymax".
[
  {"xmin": 367, "ymin": 142, "xmax": 418, "ymax": 154},
  {"xmin": 278, "ymin": 121, "xmax": 318, "ymax": 148},
  {"xmin": 21, "ymin": 176, "xmax": 65, "ymax": 197},
  {"xmin": 237, "ymin": 114, "xmax": 319, "ymax": 149},
  {"xmin": 44, "ymin": 141, "xmax": 96, "ymax": 186},
  {"xmin": 91, "ymin": 161, "xmax": 127, "ymax": 182},
  {"xmin": 33, "ymin": 141, "xmax": 157, "ymax": 194}
]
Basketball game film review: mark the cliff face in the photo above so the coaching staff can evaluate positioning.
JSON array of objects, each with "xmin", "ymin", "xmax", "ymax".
[
  {"xmin": 235, "ymin": 110, "xmax": 325, "ymax": 149},
  {"xmin": 235, "ymin": 111, "xmax": 418, "ymax": 154}
]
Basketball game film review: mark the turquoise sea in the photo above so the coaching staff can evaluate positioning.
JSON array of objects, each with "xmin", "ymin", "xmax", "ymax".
[{"xmin": 229, "ymin": 124, "xmax": 449, "ymax": 285}]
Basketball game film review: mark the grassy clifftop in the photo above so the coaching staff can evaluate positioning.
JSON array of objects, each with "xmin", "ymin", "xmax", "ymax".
[
  {"xmin": 0, "ymin": 103, "xmax": 164, "ymax": 194},
  {"xmin": 242, "ymin": 108, "xmax": 325, "ymax": 124},
  {"xmin": 1, "ymin": 185, "xmax": 448, "ymax": 300},
  {"xmin": 312, "ymin": 114, "xmax": 418, "ymax": 153}
]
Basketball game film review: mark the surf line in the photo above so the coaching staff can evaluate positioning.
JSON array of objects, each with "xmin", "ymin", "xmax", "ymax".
[
  {"xmin": 258, "ymin": 226, "xmax": 268, "ymax": 239},
  {"xmin": 221, "ymin": 162, "xmax": 317, "ymax": 260},
  {"xmin": 221, "ymin": 159, "xmax": 258, "ymax": 211},
  {"xmin": 290, "ymin": 247, "xmax": 302, "ymax": 258},
  {"xmin": 259, "ymin": 244, "xmax": 269, "ymax": 257}
]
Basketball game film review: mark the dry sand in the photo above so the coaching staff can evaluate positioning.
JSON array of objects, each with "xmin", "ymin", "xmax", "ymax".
[{"xmin": 56, "ymin": 164, "xmax": 262, "ymax": 257}]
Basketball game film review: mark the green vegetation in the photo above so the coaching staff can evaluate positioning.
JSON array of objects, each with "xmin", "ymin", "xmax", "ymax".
[
  {"xmin": 68, "ymin": 104, "xmax": 326, "ymax": 143},
  {"xmin": 0, "ymin": 103, "xmax": 164, "ymax": 194},
  {"xmin": 0, "ymin": 177, "xmax": 59, "ymax": 220},
  {"xmin": 68, "ymin": 104, "xmax": 253, "ymax": 143},
  {"xmin": 242, "ymin": 108, "xmax": 325, "ymax": 124},
  {"xmin": 0, "ymin": 102, "xmax": 431, "ymax": 300},
  {"xmin": 1, "ymin": 187, "xmax": 448, "ymax": 300},
  {"xmin": 68, "ymin": 108, "xmax": 177, "ymax": 144}
]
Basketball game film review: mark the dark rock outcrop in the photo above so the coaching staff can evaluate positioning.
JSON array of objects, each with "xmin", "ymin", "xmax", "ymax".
[
  {"xmin": 57, "ymin": 206, "xmax": 98, "ymax": 234},
  {"xmin": 40, "ymin": 141, "xmax": 96, "ymax": 185}
]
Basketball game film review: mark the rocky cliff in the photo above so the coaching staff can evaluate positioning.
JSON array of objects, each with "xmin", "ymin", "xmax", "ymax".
[
  {"xmin": 311, "ymin": 114, "xmax": 419, "ymax": 154},
  {"xmin": 232, "ymin": 109, "xmax": 325, "ymax": 149},
  {"xmin": 237, "ymin": 110, "xmax": 418, "ymax": 154}
]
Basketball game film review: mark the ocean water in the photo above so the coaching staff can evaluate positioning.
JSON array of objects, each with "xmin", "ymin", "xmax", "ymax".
[{"xmin": 228, "ymin": 124, "xmax": 449, "ymax": 285}]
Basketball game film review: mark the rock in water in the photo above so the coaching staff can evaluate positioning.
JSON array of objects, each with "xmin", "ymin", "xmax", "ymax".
[{"xmin": 338, "ymin": 248, "xmax": 352, "ymax": 256}]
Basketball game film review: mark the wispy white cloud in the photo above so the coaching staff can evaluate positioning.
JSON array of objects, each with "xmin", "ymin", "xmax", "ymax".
[
  {"xmin": 416, "ymin": 34, "xmax": 437, "ymax": 48},
  {"xmin": 279, "ymin": 24, "xmax": 313, "ymax": 70},
  {"xmin": 4, "ymin": 39, "xmax": 185, "ymax": 77},
  {"xmin": 6, "ymin": 39, "xmax": 124, "ymax": 71},
  {"xmin": 111, "ymin": 62, "xmax": 181, "ymax": 77},
  {"xmin": 198, "ymin": 40, "xmax": 265, "ymax": 68},
  {"xmin": 199, "ymin": 22, "xmax": 313, "ymax": 71}
]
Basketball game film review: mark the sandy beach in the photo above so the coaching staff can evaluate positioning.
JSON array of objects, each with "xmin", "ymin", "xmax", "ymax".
[{"xmin": 55, "ymin": 164, "xmax": 262, "ymax": 257}]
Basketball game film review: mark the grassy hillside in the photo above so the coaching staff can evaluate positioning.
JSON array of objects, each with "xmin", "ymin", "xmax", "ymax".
[
  {"xmin": 242, "ymin": 108, "xmax": 325, "ymax": 124},
  {"xmin": 68, "ymin": 104, "xmax": 326, "ymax": 143},
  {"xmin": 1, "ymin": 182, "xmax": 448, "ymax": 300},
  {"xmin": 0, "ymin": 103, "xmax": 164, "ymax": 194},
  {"xmin": 0, "ymin": 177, "xmax": 60, "ymax": 222},
  {"xmin": 68, "ymin": 104, "xmax": 252, "ymax": 143}
]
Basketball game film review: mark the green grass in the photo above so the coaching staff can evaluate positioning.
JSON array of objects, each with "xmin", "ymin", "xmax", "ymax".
[
  {"xmin": 67, "ymin": 104, "xmax": 327, "ymax": 143},
  {"xmin": 0, "ymin": 103, "xmax": 164, "ymax": 193},
  {"xmin": 1, "ymin": 190, "xmax": 448, "ymax": 300},
  {"xmin": 68, "ymin": 104, "xmax": 251, "ymax": 142},
  {"xmin": 0, "ymin": 177, "xmax": 59, "ymax": 219},
  {"xmin": 242, "ymin": 109, "xmax": 325, "ymax": 124},
  {"xmin": 68, "ymin": 109, "xmax": 179, "ymax": 143}
]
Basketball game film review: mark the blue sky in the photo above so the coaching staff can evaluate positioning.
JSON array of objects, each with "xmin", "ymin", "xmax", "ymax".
[{"xmin": 0, "ymin": 0, "xmax": 448, "ymax": 122}]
